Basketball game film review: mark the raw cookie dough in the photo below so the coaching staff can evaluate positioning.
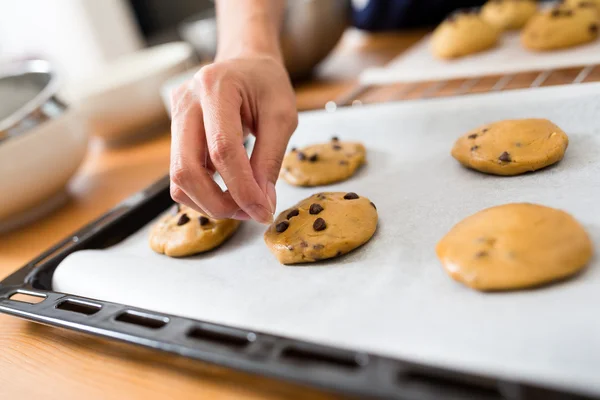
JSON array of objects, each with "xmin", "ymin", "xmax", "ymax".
[
  {"xmin": 562, "ymin": 0, "xmax": 600, "ymax": 9},
  {"xmin": 281, "ymin": 137, "xmax": 366, "ymax": 187},
  {"xmin": 521, "ymin": 5, "xmax": 599, "ymax": 51},
  {"xmin": 451, "ymin": 118, "xmax": 569, "ymax": 176},
  {"xmin": 436, "ymin": 203, "xmax": 593, "ymax": 291},
  {"xmin": 481, "ymin": 0, "xmax": 537, "ymax": 31},
  {"xmin": 150, "ymin": 204, "xmax": 240, "ymax": 257},
  {"xmin": 264, "ymin": 192, "xmax": 378, "ymax": 264},
  {"xmin": 431, "ymin": 11, "xmax": 500, "ymax": 59}
]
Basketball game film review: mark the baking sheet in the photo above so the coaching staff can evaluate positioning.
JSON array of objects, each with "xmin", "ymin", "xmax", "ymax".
[
  {"xmin": 360, "ymin": 32, "xmax": 600, "ymax": 85},
  {"xmin": 53, "ymin": 83, "xmax": 600, "ymax": 397}
]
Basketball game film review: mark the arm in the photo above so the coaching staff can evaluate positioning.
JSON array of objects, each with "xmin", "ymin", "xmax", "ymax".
[
  {"xmin": 170, "ymin": 0, "xmax": 297, "ymax": 224},
  {"xmin": 216, "ymin": 0, "xmax": 285, "ymax": 62}
]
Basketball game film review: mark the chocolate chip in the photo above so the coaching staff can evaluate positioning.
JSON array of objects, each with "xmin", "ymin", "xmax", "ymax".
[
  {"xmin": 290, "ymin": 147, "xmax": 297, "ymax": 152},
  {"xmin": 590, "ymin": 23, "xmax": 598, "ymax": 34},
  {"xmin": 177, "ymin": 214, "xmax": 190, "ymax": 226},
  {"xmin": 580, "ymin": 1, "xmax": 595, "ymax": 7},
  {"xmin": 344, "ymin": 192, "xmax": 359, "ymax": 200},
  {"xmin": 300, "ymin": 241, "xmax": 309, "ymax": 248},
  {"xmin": 370, "ymin": 202, "xmax": 377, "ymax": 210},
  {"xmin": 309, "ymin": 203, "xmax": 324, "ymax": 215},
  {"xmin": 199, "ymin": 216, "xmax": 209, "ymax": 226},
  {"xmin": 564, "ymin": 9, "xmax": 573, "ymax": 16},
  {"xmin": 471, "ymin": 145, "xmax": 479, "ymax": 151},
  {"xmin": 286, "ymin": 245, "xmax": 294, "ymax": 251},
  {"xmin": 468, "ymin": 133, "xmax": 478, "ymax": 139},
  {"xmin": 313, "ymin": 218, "xmax": 327, "ymax": 231},
  {"xmin": 498, "ymin": 151, "xmax": 511, "ymax": 162},
  {"xmin": 339, "ymin": 160, "xmax": 349, "ymax": 165},
  {"xmin": 482, "ymin": 128, "xmax": 488, "ymax": 133},
  {"xmin": 332, "ymin": 136, "xmax": 339, "ymax": 142},
  {"xmin": 333, "ymin": 144, "xmax": 342, "ymax": 150},
  {"xmin": 515, "ymin": 142, "xmax": 522, "ymax": 147},
  {"xmin": 297, "ymin": 152, "xmax": 306, "ymax": 161},
  {"xmin": 551, "ymin": 8, "xmax": 561, "ymax": 17},
  {"xmin": 313, "ymin": 244, "xmax": 324, "ymax": 250},
  {"xmin": 275, "ymin": 221, "xmax": 289, "ymax": 233},
  {"xmin": 475, "ymin": 251, "xmax": 488, "ymax": 258},
  {"xmin": 286, "ymin": 209, "xmax": 300, "ymax": 219},
  {"xmin": 309, "ymin": 154, "xmax": 319, "ymax": 162}
]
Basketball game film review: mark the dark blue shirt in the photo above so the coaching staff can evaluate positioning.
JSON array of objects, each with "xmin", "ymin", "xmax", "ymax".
[{"xmin": 352, "ymin": 0, "xmax": 487, "ymax": 30}]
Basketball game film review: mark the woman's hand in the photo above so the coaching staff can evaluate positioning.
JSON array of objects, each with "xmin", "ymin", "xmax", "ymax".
[
  {"xmin": 169, "ymin": 0, "xmax": 296, "ymax": 224},
  {"xmin": 170, "ymin": 53, "xmax": 297, "ymax": 224}
]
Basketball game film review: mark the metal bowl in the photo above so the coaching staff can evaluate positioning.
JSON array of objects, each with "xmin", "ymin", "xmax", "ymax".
[
  {"xmin": 179, "ymin": 0, "xmax": 350, "ymax": 80},
  {"xmin": 0, "ymin": 60, "xmax": 88, "ymax": 233}
]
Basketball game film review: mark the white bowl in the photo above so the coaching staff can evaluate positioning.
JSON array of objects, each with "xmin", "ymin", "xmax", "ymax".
[
  {"xmin": 0, "ymin": 60, "xmax": 88, "ymax": 233},
  {"xmin": 63, "ymin": 42, "xmax": 195, "ymax": 144}
]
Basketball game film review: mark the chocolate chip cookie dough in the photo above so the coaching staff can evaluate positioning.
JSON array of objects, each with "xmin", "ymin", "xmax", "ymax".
[
  {"xmin": 150, "ymin": 204, "xmax": 241, "ymax": 257},
  {"xmin": 281, "ymin": 137, "xmax": 366, "ymax": 187},
  {"xmin": 481, "ymin": 0, "xmax": 537, "ymax": 31},
  {"xmin": 563, "ymin": 0, "xmax": 600, "ymax": 9},
  {"xmin": 264, "ymin": 192, "xmax": 378, "ymax": 265},
  {"xmin": 521, "ymin": 4, "xmax": 599, "ymax": 51},
  {"xmin": 431, "ymin": 10, "xmax": 500, "ymax": 59},
  {"xmin": 451, "ymin": 118, "xmax": 569, "ymax": 176},
  {"xmin": 436, "ymin": 203, "xmax": 593, "ymax": 291}
]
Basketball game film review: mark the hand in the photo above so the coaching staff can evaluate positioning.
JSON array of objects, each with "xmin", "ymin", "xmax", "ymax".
[{"xmin": 169, "ymin": 53, "xmax": 298, "ymax": 224}]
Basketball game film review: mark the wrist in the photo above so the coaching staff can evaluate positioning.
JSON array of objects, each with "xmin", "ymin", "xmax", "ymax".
[
  {"xmin": 215, "ymin": 1, "xmax": 284, "ymax": 63},
  {"xmin": 216, "ymin": 40, "xmax": 283, "ymax": 63}
]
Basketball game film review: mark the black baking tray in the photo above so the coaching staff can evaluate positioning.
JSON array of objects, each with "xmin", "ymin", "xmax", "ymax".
[{"xmin": 0, "ymin": 175, "xmax": 595, "ymax": 400}]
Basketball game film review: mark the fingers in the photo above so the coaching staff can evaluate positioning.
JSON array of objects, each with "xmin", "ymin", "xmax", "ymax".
[
  {"xmin": 194, "ymin": 66, "xmax": 274, "ymax": 224},
  {"xmin": 169, "ymin": 83, "xmax": 239, "ymax": 219},
  {"xmin": 250, "ymin": 107, "xmax": 298, "ymax": 212},
  {"xmin": 169, "ymin": 183, "xmax": 206, "ymax": 215}
]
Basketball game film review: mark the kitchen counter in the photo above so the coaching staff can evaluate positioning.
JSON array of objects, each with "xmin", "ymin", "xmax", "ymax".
[{"xmin": 0, "ymin": 29, "xmax": 422, "ymax": 400}]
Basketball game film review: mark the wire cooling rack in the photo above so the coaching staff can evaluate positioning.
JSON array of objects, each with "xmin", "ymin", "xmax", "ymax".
[{"xmin": 335, "ymin": 65, "xmax": 599, "ymax": 107}]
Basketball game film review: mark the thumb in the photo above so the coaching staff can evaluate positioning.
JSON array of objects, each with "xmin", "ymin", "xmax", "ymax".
[{"xmin": 250, "ymin": 110, "xmax": 298, "ymax": 213}]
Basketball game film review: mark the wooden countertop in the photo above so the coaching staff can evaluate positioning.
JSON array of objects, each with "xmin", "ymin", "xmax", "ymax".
[{"xmin": 0, "ymin": 29, "xmax": 423, "ymax": 400}]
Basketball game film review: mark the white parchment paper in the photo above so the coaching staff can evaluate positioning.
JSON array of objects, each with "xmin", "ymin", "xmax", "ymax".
[
  {"xmin": 360, "ymin": 32, "xmax": 600, "ymax": 84},
  {"xmin": 54, "ymin": 83, "xmax": 600, "ymax": 396}
]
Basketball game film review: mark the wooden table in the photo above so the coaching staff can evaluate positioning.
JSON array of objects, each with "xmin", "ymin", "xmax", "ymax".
[{"xmin": 0, "ymin": 29, "xmax": 422, "ymax": 400}]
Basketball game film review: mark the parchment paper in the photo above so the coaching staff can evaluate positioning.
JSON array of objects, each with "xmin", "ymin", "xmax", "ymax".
[
  {"xmin": 360, "ymin": 32, "xmax": 600, "ymax": 84},
  {"xmin": 54, "ymin": 83, "xmax": 600, "ymax": 397}
]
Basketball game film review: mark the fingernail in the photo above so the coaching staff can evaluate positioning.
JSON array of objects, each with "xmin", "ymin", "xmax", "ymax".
[
  {"xmin": 232, "ymin": 210, "xmax": 251, "ymax": 220},
  {"xmin": 247, "ymin": 204, "xmax": 274, "ymax": 225},
  {"xmin": 266, "ymin": 181, "xmax": 277, "ymax": 213}
]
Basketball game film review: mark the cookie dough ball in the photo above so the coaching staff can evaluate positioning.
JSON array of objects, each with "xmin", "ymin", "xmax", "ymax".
[
  {"xmin": 150, "ymin": 204, "xmax": 241, "ymax": 257},
  {"xmin": 436, "ymin": 203, "xmax": 593, "ymax": 291},
  {"xmin": 481, "ymin": 0, "xmax": 538, "ymax": 31},
  {"xmin": 451, "ymin": 118, "xmax": 569, "ymax": 176},
  {"xmin": 281, "ymin": 137, "xmax": 366, "ymax": 187},
  {"xmin": 562, "ymin": 0, "xmax": 600, "ymax": 9},
  {"xmin": 264, "ymin": 192, "xmax": 378, "ymax": 265},
  {"xmin": 431, "ymin": 11, "xmax": 500, "ymax": 59},
  {"xmin": 521, "ymin": 5, "xmax": 600, "ymax": 51}
]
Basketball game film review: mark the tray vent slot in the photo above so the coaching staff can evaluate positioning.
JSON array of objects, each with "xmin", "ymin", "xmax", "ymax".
[
  {"xmin": 187, "ymin": 326, "xmax": 252, "ymax": 350},
  {"xmin": 398, "ymin": 370, "xmax": 502, "ymax": 400},
  {"xmin": 9, "ymin": 292, "xmax": 46, "ymax": 304},
  {"xmin": 56, "ymin": 299, "xmax": 101, "ymax": 315},
  {"xmin": 280, "ymin": 346, "xmax": 360, "ymax": 370},
  {"xmin": 115, "ymin": 310, "xmax": 168, "ymax": 329}
]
